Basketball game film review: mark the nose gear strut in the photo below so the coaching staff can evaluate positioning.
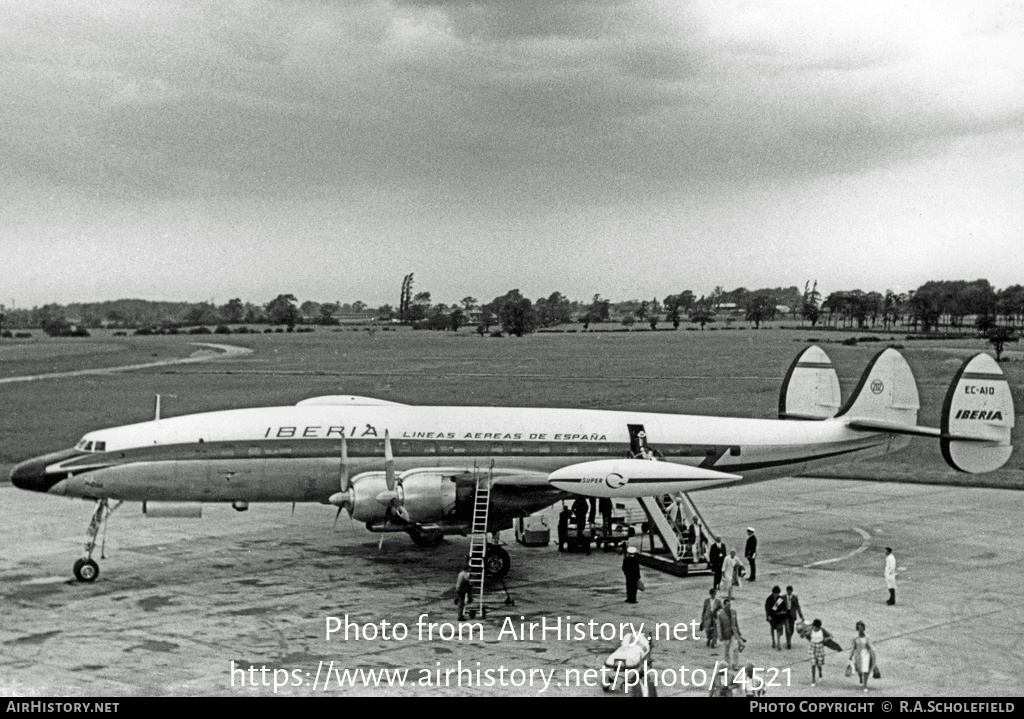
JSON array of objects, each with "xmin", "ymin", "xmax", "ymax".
[{"xmin": 73, "ymin": 498, "xmax": 122, "ymax": 582}]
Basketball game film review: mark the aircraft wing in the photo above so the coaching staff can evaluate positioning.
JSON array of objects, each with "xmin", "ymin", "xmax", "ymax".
[{"xmin": 548, "ymin": 459, "xmax": 741, "ymax": 498}]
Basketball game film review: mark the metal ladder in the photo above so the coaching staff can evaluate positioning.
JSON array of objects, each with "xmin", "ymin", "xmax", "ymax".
[{"xmin": 467, "ymin": 463, "xmax": 493, "ymax": 617}]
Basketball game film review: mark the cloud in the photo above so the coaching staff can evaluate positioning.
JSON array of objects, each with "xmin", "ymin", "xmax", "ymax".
[{"xmin": 1, "ymin": 0, "xmax": 1021, "ymax": 206}]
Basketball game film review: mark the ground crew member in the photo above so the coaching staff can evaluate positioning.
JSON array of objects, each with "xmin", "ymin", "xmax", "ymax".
[
  {"xmin": 622, "ymin": 546, "xmax": 642, "ymax": 603},
  {"xmin": 745, "ymin": 527, "xmax": 757, "ymax": 581},
  {"xmin": 455, "ymin": 562, "xmax": 473, "ymax": 621},
  {"xmin": 884, "ymin": 547, "xmax": 897, "ymax": 605}
]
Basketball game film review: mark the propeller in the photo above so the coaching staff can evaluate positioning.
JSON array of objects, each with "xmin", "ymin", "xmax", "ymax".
[
  {"xmin": 330, "ymin": 435, "xmax": 353, "ymax": 530},
  {"xmin": 375, "ymin": 431, "xmax": 410, "ymax": 523}
]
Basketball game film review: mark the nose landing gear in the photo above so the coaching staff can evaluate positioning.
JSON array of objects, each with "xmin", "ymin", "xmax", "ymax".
[{"xmin": 74, "ymin": 498, "xmax": 121, "ymax": 582}]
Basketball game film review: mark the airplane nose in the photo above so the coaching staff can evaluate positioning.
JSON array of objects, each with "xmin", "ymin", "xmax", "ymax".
[
  {"xmin": 10, "ymin": 449, "xmax": 78, "ymax": 493},
  {"xmin": 10, "ymin": 457, "xmax": 49, "ymax": 491}
]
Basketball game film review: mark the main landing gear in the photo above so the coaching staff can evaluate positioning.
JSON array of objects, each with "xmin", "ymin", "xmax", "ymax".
[
  {"xmin": 483, "ymin": 544, "xmax": 510, "ymax": 581},
  {"xmin": 73, "ymin": 498, "xmax": 121, "ymax": 582}
]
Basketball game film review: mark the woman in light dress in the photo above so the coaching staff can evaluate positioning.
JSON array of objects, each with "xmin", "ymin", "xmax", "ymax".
[{"xmin": 849, "ymin": 621, "xmax": 877, "ymax": 692}]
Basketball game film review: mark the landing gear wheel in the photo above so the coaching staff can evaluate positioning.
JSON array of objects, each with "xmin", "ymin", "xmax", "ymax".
[
  {"xmin": 408, "ymin": 529, "xmax": 444, "ymax": 548},
  {"xmin": 483, "ymin": 545, "xmax": 510, "ymax": 581},
  {"xmin": 73, "ymin": 558, "xmax": 99, "ymax": 583}
]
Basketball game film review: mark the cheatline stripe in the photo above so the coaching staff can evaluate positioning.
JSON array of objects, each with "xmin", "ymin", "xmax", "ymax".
[
  {"xmin": 960, "ymin": 372, "xmax": 1005, "ymax": 380},
  {"xmin": 796, "ymin": 362, "xmax": 834, "ymax": 368}
]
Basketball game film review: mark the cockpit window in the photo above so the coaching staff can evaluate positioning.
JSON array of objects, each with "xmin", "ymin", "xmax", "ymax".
[
  {"xmin": 85, "ymin": 441, "xmax": 94, "ymax": 451},
  {"xmin": 94, "ymin": 441, "xmax": 106, "ymax": 452}
]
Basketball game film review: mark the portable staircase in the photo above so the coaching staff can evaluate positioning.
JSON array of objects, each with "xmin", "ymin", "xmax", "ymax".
[
  {"xmin": 466, "ymin": 463, "xmax": 493, "ymax": 618},
  {"xmin": 635, "ymin": 492, "xmax": 715, "ymax": 577}
]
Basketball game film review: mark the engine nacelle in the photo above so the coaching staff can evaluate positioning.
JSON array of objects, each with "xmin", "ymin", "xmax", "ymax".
[{"xmin": 349, "ymin": 470, "xmax": 458, "ymax": 524}]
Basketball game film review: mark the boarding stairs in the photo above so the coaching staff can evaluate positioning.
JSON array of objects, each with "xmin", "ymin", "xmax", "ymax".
[
  {"xmin": 635, "ymin": 492, "xmax": 716, "ymax": 577},
  {"xmin": 467, "ymin": 464, "xmax": 492, "ymax": 617}
]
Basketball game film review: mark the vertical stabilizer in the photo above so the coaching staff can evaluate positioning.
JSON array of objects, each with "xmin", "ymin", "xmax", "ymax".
[
  {"xmin": 778, "ymin": 345, "xmax": 841, "ymax": 419},
  {"xmin": 941, "ymin": 353, "xmax": 1015, "ymax": 473},
  {"xmin": 835, "ymin": 348, "xmax": 919, "ymax": 426}
]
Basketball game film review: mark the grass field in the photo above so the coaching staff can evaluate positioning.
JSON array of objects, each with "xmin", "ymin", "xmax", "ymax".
[{"xmin": 1, "ymin": 327, "xmax": 1021, "ymax": 487}]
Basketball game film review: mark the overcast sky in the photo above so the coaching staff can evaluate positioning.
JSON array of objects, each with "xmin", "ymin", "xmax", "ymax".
[{"xmin": 2, "ymin": 0, "xmax": 1022, "ymax": 309}]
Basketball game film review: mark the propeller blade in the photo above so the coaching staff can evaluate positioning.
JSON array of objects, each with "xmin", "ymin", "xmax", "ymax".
[
  {"xmin": 333, "ymin": 506, "xmax": 343, "ymax": 530},
  {"xmin": 384, "ymin": 430, "xmax": 395, "ymax": 491},
  {"xmin": 340, "ymin": 435, "xmax": 350, "ymax": 492}
]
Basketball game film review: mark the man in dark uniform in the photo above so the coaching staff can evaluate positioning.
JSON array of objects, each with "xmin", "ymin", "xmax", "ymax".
[
  {"xmin": 709, "ymin": 537, "xmax": 726, "ymax": 590},
  {"xmin": 571, "ymin": 497, "xmax": 590, "ymax": 554},
  {"xmin": 599, "ymin": 497, "xmax": 613, "ymax": 533},
  {"xmin": 622, "ymin": 546, "xmax": 642, "ymax": 603},
  {"xmin": 557, "ymin": 506, "xmax": 571, "ymax": 552},
  {"xmin": 745, "ymin": 527, "xmax": 758, "ymax": 582}
]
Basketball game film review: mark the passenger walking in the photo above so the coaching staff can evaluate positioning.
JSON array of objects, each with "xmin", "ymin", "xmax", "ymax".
[
  {"xmin": 716, "ymin": 597, "xmax": 744, "ymax": 669},
  {"xmin": 765, "ymin": 586, "xmax": 787, "ymax": 650},
  {"xmin": 700, "ymin": 588, "xmax": 722, "ymax": 648},
  {"xmin": 848, "ymin": 621, "xmax": 877, "ymax": 692},
  {"xmin": 783, "ymin": 585, "xmax": 804, "ymax": 649},
  {"xmin": 709, "ymin": 538, "xmax": 726, "ymax": 590},
  {"xmin": 722, "ymin": 549, "xmax": 741, "ymax": 598},
  {"xmin": 884, "ymin": 547, "xmax": 897, "ymax": 605},
  {"xmin": 807, "ymin": 619, "xmax": 827, "ymax": 686}
]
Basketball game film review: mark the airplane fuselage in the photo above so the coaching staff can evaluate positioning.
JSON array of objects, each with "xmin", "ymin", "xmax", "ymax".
[{"xmin": 12, "ymin": 403, "xmax": 907, "ymax": 531}]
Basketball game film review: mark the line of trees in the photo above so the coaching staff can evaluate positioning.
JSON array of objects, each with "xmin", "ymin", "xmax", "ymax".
[{"xmin": 3, "ymin": 279, "xmax": 1023, "ymax": 343}]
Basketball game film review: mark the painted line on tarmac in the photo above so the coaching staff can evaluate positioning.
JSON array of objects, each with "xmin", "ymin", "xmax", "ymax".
[
  {"xmin": 803, "ymin": 527, "xmax": 871, "ymax": 568},
  {"xmin": 0, "ymin": 343, "xmax": 252, "ymax": 385}
]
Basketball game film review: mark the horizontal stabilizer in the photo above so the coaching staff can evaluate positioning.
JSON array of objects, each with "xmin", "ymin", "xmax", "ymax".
[
  {"xmin": 941, "ymin": 353, "xmax": 1015, "ymax": 473},
  {"xmin": 548, "ymin": 459, "xmax": 740, "ymax": 498},
  {"xmin": 779, "ymin": 345, "xmax": 841, "ymax": 420}
]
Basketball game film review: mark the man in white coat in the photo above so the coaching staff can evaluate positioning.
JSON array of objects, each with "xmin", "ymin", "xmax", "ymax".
[{"xmin": 884, "ymin": 547, "xmax": 897, "ymax": 605}]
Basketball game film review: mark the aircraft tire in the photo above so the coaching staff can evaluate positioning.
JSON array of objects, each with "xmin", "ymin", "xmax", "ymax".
[
  {"xmin": 408, "ymin": 529, "xmax": 444, "ymax": 548},
  {"xmin": 483, "ymin": 545, "xmax": 510, "ymax": 581},
  {"xmin": 73, "ymin": 558, "xmax": 99, "ymax": 583}
]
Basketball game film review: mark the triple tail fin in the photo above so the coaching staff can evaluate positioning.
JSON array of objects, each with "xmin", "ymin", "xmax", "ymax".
[
  {"xmin": 779, "ymin": 345, "xmax": 841, "ymax": 419},
  {"xmin": 835, "ymin": 348, "xmax": 920, "ymax": 427},
  {"xmin": 941, "ymin": 353, "xmax": 1015, "ymax": 473}
]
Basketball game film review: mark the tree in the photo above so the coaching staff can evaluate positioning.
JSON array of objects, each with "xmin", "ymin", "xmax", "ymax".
[
  {"xmin": 299, "ymin": 301, "xmax": 321, "ymax": 320},
  {"xmin": 266, "ymin": 294, "xmax": 301, "ymax": 330},
  {"xmin": 535, "ymin": 291, "xmax": 572, "ymax": 327},
  {"xmin": 486, "ymin": 290, "xmax": 536, "ymax": 336},
  {"xmin": 801, "ymin": 281, "xmax": 821, "ymax": 327},
  {"xmin": 663, "ymin": 292, "xmax": 694, "ymax": 330},
  {"xmin": 352, "ymin": 300, "xmax": 367, "ymax": 315},
  {"xmin": 399, "ymin": 273, "xmax": 414, "ymax": 324},
  {"xmin": 461, "ymin": 297, "xmax": 477, "ymax": 311},
  {"xmin": 221, "ymin": 298, "xmax": 245, "ymax": 324},
  {"xmin": 318, "ymin": 302, "xmax": 340, "ymax": 325},
  {"xmin": 449, "ymin": 308, "xmax": 466, "ymax": 332},
  {"xmin": 744, "ymin": 295, "xmax": 776, "ymax": 329},
  {"xmin": 583, "ymin": 294, "xmax": 611, "ymax": 324},
  {"xmin": 987, "ymin": 326, "xmax": 1017, "ymax": 361},
  {"xmin": 689, "ymin": 309, "xmax": 714, "ymax": 330}
]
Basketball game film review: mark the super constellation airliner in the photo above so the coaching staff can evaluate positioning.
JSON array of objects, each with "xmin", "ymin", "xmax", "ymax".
[{"xmin": 10, "ymin": 346, "xmax": 1015, "ymax": 582}]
